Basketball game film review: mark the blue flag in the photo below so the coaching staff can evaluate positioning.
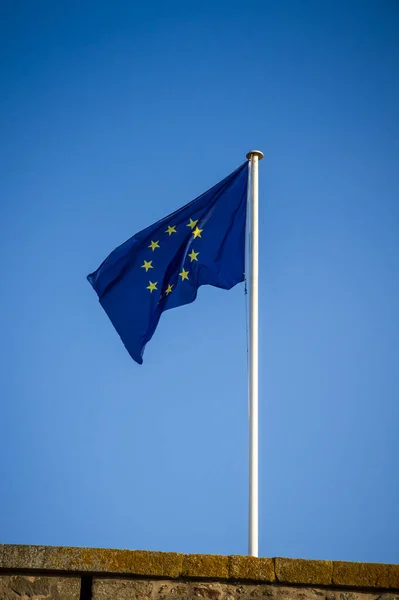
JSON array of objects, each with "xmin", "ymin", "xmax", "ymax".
[{"xmin": 87, "ymin": 161, "xmax": 249, "ymax": 364}]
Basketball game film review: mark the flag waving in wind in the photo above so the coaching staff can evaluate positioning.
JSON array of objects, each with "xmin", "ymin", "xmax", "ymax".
[{"xmin": 87, "ymin": 161, "xmax": 249, "ymax": 364}]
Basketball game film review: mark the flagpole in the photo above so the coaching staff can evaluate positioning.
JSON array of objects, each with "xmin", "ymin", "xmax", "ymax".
[{"xmin": 246, "ymin": 150, "xmax": 264, "ymax": 557}]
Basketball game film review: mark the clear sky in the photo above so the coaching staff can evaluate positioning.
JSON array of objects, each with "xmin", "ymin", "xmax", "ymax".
[{"xmin": 1, "ymin": 1, "xmax": 398, "ymax": 563}]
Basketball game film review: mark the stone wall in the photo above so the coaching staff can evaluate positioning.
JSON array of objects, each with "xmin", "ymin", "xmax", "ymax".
[{"xmin": 0, "ymin": 545, "xmax": 398, "ymax": 600}]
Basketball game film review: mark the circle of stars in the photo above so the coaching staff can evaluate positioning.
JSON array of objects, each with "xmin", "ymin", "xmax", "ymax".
[{"xmin": 141, "ymin": 217, "xmax": 204, "ymax": 298}]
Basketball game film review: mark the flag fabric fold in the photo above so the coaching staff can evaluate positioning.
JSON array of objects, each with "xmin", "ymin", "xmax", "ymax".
[{"xmin": 87, "ymin": 161, "xmax": 249, "ymax": 364}]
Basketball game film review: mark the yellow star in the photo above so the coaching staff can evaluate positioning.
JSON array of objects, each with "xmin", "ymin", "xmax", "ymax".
[
  {"xmin": 192, "ymin": 226, "xmax": 203, "ymax": 239},
  {"xmin": 148, "ymin": 240, "xmax": 160, "ymax": 251},
  {"xmin": 188, "ymin": 249, "xmax": 199, "ymax": 262},
  {"xmin": 141, "ymin": 260, "xmax": 153, "ymax": 272},
  {"xmin": 165, "ymin": 225, "xmax": 177, "ymax": 236},
  {"xmin": 179, "ymin": 268, "xmax": 189, "ymax": 281},
  {"xmin": 165, "ymin": 284, "xmax": 174, "ymax": 295},
  {"xmin": 187, "ymin": 218, "xmax": 198, "ymax": 230},
  {"xmin": 146, "ymin": 281, "xmax": 158, "ymax": 293}
]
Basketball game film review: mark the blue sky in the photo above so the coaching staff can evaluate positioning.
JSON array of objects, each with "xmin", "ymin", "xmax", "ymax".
[{"xmin": 1, "ymin": 1, "xmax": 399, "ymax": 563}]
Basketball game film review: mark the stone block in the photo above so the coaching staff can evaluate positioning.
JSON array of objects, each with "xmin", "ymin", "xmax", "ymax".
[
  {"xmin": 227, "ymin": 583, "xmax": 329, "ymax": 600},
  {"xmin": 189, "ymin": 582, "xmax": 224, "ymax": 599},
  {"xmin": 156, "ymin": 581, "xmax": 193, "ymax": 600},
  {"xmin": 44, "ymin": 547, "xmax": 182, "ymax": 577},
  {"xmin": 0, "ymin": 575, "xmax": 80, "ymax": 600},
  {"xmin": 93, "ymin": 579, "xmax": 227, "ymax": 600},
  {"xmin": 275, "ymin": 558, "xmax": 332, "ymax": 585},
  {"xmin": 333, "ymin": 561, "xmax": 390, "ymax": 588},
  {"xmin": 0, "ymin": 545, "xmax": 46, "ymax": 570},
  {"xmin": 93, "ymin": 578, "xmax": 154, "ymax": 599},
  {"xmin": 229, "ymin": 555, "xmax": 275, "ymax": 582},
  {"xmin": 182, "ymin": 553, "xmax": 229, "ymax": 579},
  {"xmin": 0, "ymin": 545, "xmax": 183, "ymax": 578},
  {"xmin": 388, "ymin": 564, "xmax": 399, "ymax": 589}
]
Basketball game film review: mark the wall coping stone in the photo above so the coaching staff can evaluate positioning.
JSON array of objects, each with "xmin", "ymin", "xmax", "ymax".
[{"xmin": 0, "ymin": 545, "xmax": 398, "ymax": 590}]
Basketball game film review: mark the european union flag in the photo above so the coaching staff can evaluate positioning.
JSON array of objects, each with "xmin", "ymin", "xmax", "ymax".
[{"xmin": 87, "ymin": 161, "xmax": 249, "ymax": 364}]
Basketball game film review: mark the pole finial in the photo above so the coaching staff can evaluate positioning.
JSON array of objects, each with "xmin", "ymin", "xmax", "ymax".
[{"xmin": 246, "ymin": 150, "xmax": 264, "ymax": 161}]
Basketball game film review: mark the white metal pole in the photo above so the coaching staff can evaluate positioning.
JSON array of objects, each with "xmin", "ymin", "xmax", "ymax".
[{"xmin": 246, "ymin": 150, "xmax": 264, "ymax": 557}]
